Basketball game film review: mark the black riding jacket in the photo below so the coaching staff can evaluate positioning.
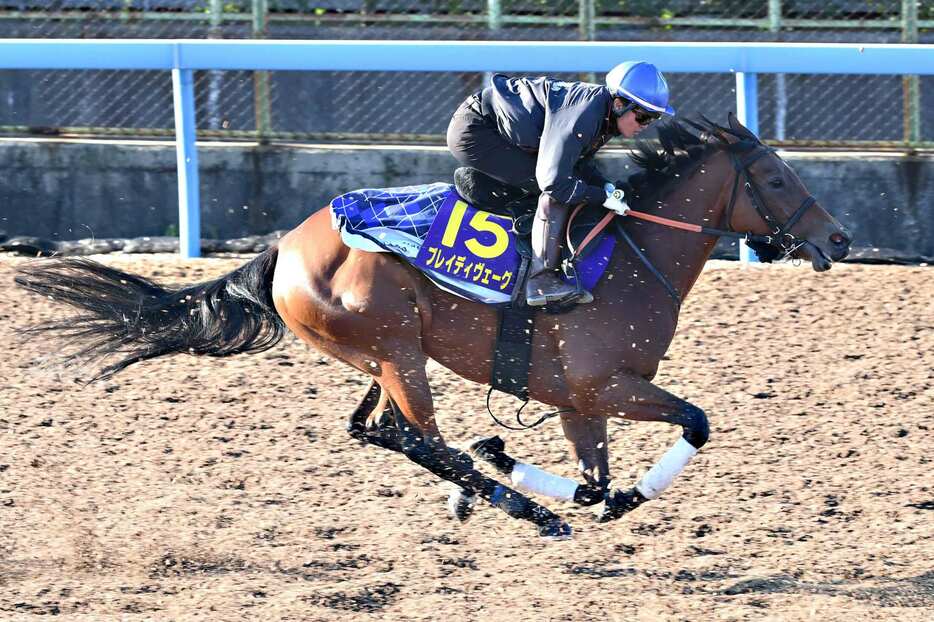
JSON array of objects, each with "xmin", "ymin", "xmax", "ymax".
[{"xmin": 480, "ymin": 73, "xmax": 617, "ymax": 206}]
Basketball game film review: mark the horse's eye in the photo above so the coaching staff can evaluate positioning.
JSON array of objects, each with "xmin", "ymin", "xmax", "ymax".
[{"xmin": 768, "ymin": 178, "xmax": 784, "ymax": 189}]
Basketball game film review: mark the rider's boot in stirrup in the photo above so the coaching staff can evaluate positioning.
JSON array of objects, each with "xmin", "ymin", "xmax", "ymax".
[{"xmin": 525, "ymin": 195, "xmax": 592, "ymax": 307}]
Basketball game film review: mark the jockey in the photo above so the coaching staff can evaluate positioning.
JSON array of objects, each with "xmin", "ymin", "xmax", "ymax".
[{"xmin": 447, "ymin": 60, "xmax": 675, "ymax": 306}]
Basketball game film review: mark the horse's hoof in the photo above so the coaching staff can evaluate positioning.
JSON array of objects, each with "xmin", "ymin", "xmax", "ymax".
[
  {"xmin": 446, "ymin": 487, "xmax": 477, "ymax": 523},
  {"xmin": 466, "ymin": 436, "xmax": 514, "ymax": 474},
  {"xmin": 595, "ymin": 487, "xmax": 647, "ymax": 523},
  {"xmin": 539, "ymin": 519, "xmax": 573, "ymax": 540},
  {"xmin": 467, "ymin": 435, "xmax": 505, "ymax": 459}
]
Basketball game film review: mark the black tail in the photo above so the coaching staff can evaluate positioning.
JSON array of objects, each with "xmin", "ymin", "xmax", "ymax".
[{"xmin": 14, "ymin": 248, "xmax": 286, "ymax": 382}]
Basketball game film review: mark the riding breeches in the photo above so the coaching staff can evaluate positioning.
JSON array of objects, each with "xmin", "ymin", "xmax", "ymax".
[{"xmin": 446, "ymin": 93, "xmax": 539, "ymax": 195}]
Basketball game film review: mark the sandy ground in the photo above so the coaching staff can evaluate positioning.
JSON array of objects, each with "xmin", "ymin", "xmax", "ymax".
[{"xmin": 0, "ymin": 253, "xmax": 931, "ymax": 622}]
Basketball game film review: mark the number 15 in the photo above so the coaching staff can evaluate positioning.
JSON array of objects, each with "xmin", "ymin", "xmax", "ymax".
[{"xmin": 441, "ymin": 200, "xmax": 509, "ymax": 259}]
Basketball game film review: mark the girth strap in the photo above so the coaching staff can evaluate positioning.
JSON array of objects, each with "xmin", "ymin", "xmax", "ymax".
[{"xmin": 491, "ymin": 303, "xmax": 537, "ymax": 401}]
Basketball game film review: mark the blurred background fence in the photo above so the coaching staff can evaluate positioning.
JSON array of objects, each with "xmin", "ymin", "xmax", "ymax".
[{"xmin": 0, "ymin": 1, "xmax": 930, "ymax": 147}]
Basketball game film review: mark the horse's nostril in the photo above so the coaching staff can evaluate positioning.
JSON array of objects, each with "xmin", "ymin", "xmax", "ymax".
[{"xmin": 830, "ymin": 232, "xmax": 849, "ymax": 246}]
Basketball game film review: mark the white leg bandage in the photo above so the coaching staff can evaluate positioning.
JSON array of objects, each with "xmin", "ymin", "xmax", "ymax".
[
  {"xmin": 510, "ymin": 462, "xmax": 579, "ymax": 502},
  {"xmin": 635, "ymin": 437, "xmax": 699, "ymax": 500}
]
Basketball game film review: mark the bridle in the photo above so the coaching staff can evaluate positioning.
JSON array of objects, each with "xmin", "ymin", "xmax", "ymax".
[
  {"xmin": 722, "ymin": 142, "xmax": 817, "ymax": 257},
  {"xmin": 604, "ymin": 140, "xmax": 819, "ymax": 306}
]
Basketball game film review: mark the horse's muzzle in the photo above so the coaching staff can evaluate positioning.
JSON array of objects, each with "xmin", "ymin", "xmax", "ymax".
[{"xmin": 828, "ymin": 231, "xmax": 851, "ymax": 262}]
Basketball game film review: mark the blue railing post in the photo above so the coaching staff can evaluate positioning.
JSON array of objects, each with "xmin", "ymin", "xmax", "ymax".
[
  {"xmin": 172, "ymin": 67, "xmax": 201, "ymax": 258},
  {"xmin": 735, "ymin": 71, "xmax": 760, "ymax": 264}
]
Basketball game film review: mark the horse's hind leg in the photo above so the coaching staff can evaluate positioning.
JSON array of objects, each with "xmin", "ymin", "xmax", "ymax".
[
  {"xmin": 344, "ymin": 377, "xmax": 478, "ymax": 521},
  {"xmin": 346, "ymin": 380, "xmax": 402, "ymax": 453},
  {"xmin": 379, "ymin": 352, "xmax": 572, "ymax": 538},
  {"xmin": 347, "ymin": 379, "xmax": 379, "ymax": 436}
]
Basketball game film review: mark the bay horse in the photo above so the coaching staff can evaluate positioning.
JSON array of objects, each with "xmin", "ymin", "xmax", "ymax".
[{"xmin": 15, "ymin": 114, "xmax": 850, "ymax": 538}]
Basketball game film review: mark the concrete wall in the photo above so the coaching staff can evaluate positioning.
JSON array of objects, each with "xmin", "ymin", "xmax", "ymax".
[{"xmin": 0, "ymin": 138, "xmax": 931, "ymax": 256}]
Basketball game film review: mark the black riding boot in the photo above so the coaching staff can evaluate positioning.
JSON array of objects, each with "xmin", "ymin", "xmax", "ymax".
[{"xmin": 525, "ymin": 195, "xmax": 592, "ymax": 307}]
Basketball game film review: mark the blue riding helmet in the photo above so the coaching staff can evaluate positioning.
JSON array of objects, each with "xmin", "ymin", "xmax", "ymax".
[{"xmin": 605, "ymin": 60, "xmax": 675, "ymax": 116}]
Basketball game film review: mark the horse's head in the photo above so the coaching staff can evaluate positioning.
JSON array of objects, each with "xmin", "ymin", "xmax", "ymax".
[{"xmin": 710, "ymin": 113, "xmax": 851, "ymax": 271}]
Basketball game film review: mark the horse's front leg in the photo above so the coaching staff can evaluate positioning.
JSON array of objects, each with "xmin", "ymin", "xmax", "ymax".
[
  {"xmin": 468, "ymin": 415, "xmax": 608, "ymax": 508},
  {"xmin": 560, "ymin": 413, "xmax": 611, "ymax": 492},
  {"xmin": 588, "ymin": 372, "xmax": 709, "ymax": 522}
]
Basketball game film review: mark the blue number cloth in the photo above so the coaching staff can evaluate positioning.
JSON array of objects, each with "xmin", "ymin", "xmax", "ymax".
[{"xmin": 329, "ymin": 183, "xmax": 614, "ymax": 305}]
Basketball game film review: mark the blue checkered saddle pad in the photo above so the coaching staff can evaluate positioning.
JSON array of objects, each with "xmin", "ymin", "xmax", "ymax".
[{"xmin": 329, "ymin": 183, "xmax": 614, "ymax": 305}]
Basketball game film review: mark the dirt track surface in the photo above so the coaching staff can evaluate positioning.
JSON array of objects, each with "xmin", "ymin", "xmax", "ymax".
[{"xmin": 1, "ymin": 254, "xmax": 931, "ymax": 621}]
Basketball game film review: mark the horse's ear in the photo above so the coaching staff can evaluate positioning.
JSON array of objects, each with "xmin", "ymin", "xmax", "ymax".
[
  {"xmin": 698, "ymin": 114, "xmax": 736, "ymax": 145},
  {"xmin": 727, "ymin": 111, "xmax": 742, "ymax": 131},
  {"xmin": 727, "ymin": 112, "xmax": 757, "ymax": 141}
]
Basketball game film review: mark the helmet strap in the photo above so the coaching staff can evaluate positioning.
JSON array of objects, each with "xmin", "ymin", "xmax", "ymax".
[{"xmin": 612, "ymin": 98, "xmax": 635, "ymax": 119}]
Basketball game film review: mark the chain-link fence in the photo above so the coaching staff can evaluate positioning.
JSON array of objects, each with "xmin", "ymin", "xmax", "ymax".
[{"xmin": 0, "ymin": 1, "xmax": 930, "ymax": 146}]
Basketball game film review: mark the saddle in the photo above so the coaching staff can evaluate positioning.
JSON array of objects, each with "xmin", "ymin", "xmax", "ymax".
[
  {"xmin": 454, "ymin": 167, "xmax": 536, "ymax": 258},
  {"xmin": 453, "ymin": 167, "xmax": 612, "ymax": 282}
]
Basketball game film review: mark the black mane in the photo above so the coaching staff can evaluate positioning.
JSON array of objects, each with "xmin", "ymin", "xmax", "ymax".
[{"xmin": 624, "ymin": 117, "xmax": 759, "ymax": 205}]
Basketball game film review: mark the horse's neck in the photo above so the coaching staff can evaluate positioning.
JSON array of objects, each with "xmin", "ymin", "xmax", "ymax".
[{"xmin": 618, "ymin": 150, "xmax": 732, "ymax": 303}]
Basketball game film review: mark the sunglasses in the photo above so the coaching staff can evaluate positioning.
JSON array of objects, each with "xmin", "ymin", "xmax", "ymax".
[{"xmin": 633, "ymin": 107, "xmax": 662, "ymax": 126}]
